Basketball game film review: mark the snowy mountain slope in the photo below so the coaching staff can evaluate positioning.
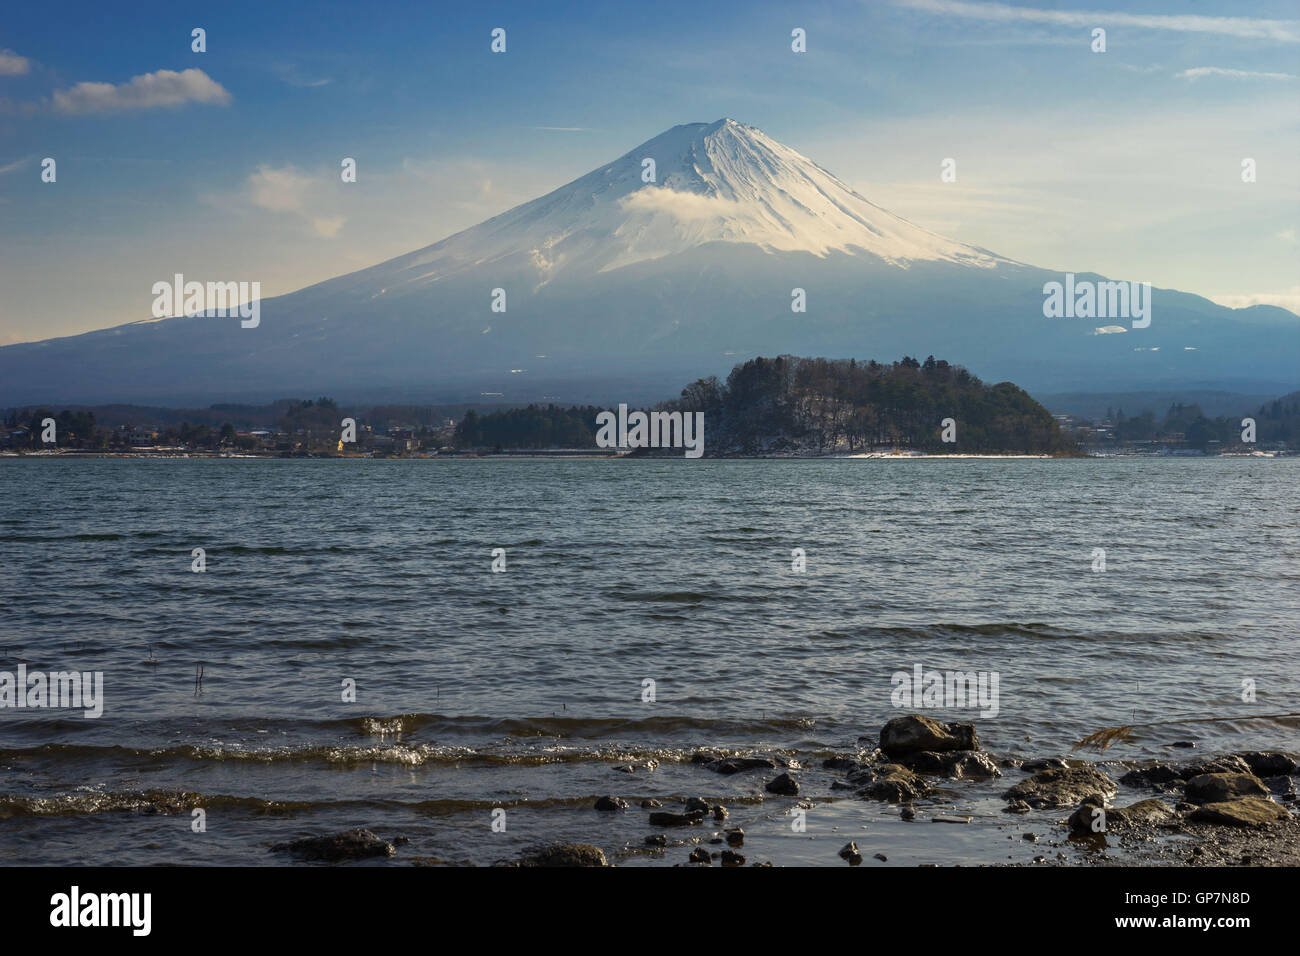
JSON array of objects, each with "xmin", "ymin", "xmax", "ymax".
[{"xmin": 0, "ymin": 119, "xmax": 1294, "ymax": 405}]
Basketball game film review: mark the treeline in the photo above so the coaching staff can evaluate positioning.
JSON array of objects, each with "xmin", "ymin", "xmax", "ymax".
[
  {"xmin": 451, "ymin": 356, "xmax": 1073, "ymax": 455},
  {"xmin": 455, "ymin": 405, "xmax": 603, "ymax": 450},
  {"xmin": 1113, "ymin": 395, "xmax": 1300, "ymax": 447},
  {"xmin": 663, "ymin": 355, "xmax": 1072, "ymax": 454}
]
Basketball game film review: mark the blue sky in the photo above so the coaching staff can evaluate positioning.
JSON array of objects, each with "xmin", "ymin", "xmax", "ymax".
[{"xmin": 1, "ymin": 0, "xmax": 1298, "ymax": 343}]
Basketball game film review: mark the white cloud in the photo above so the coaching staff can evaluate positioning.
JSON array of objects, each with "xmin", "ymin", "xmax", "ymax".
[
  {"xmin": 242, "ymin": 164, "xmax": 347, "ymax": 239},
  {"xmin": 619, "ymin": 188, "xmax": 743, "ymax": 222},
  {"xmin": 1177, "ymin": 67, "xmax": 1297, "ymax": 81},
  {"xmin": 52, "ymin": 68, "xmax": 231, "ymax": 115},
  {"xmin": 1209, "ymin": 287, "xmax": 1300, "ymax": 315},
  {"xmin": 0, "ymin": 49, "xmax": 31, "ymax": 75},
  {"xmin": 894, "ymin": 0, "xmax": 1300, "ymax": 42}
]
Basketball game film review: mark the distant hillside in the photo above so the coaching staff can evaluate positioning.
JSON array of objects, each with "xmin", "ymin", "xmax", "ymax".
[{"xmin": 1036, "ymin": 389, "xmax": 1285, "ymax": 421}]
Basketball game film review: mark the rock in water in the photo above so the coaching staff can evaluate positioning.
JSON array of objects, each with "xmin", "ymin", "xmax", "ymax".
[
  {"xmin": 1233, "ymin": 752, "xmax": 1298, "ymax": 776},
  {"xmin": 766, "ymin": 772, "xmax": 800, "ymax": 795},
  {"xmin": 898, "ymin": 750, "xmax": 1001, "ymax": 779},
  {"xmin": 517, "ymin": 844, "xmax": 609, "ymax": 867},
  {"xmin": 1003, "ymin": 766, "xmax": 1117, "ymax": 809},
  {"xmin": 879, "ymin": 715, "xmax": 978, "ymax": 757},
  {"xmin": 850, "ymin": 764, "xmax": 930, "ymax": 803},
  {"xmin": 272, "ymin": 828, "xmax": 396, "ymax": 862},
  {"xmin": 708, "ymin": 755, "xmax": 779, "ymax": 775},
  {"xmin": 649, "ymin": 810, "xmax": 704, "ymax": 827},
  {"xmin": 594, "ymin": 795, "xmax": 629, "ymax": 811}
]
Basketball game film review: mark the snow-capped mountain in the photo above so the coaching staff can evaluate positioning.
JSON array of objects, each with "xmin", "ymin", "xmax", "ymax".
[{"xmin": 0, "ymin": 119, "xmax": 1294, "ymax": 405}]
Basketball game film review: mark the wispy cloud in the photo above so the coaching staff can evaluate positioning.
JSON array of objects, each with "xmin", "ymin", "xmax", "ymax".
[
  {"xmin": 0, "ymin": 49, "xmax": 31, "ymax": 75},
  {"xmin": 244, "ymin": 164, "xmax": 345, "ymax": 238},
  {"xmin": 0, "ymin": 156, "xmax": 31, "ymax": 175},
  {"xmin": 894, "ymin": 0, "xmax": 1300, "ymax": 43},
  {"xmin": 52, "ymin": 68, "xmax": 231, "ymax": 115},
  {"xmin": 1177, "ymin": 67, "xmax": 1297, "ymax": 81},
  {"xmin": 274, "ymin": 64, "xmax": 332, "ymax": 88}
]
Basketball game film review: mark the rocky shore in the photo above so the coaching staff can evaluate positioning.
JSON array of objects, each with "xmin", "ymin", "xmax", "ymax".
[{"xmin": 266, "ymin": 714, "xmax": 1298, "ymax": 867}]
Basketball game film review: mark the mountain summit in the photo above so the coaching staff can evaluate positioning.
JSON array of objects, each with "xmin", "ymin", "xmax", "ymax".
[
  {"xmin": 0, "ymin": 120, "xmax": 1294, "ymax": 404},
  {"xmin": 374, "ymin": 118, "xmax": 1004, "ymax": 284}
]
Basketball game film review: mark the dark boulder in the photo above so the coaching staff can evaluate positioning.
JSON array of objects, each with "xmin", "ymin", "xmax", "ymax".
[
  {"xmin": 648, "ymin": 810, "xmax": 704, "ymax": 827},
  {"xmin": 898, "ymin": 749, "xmax": 1001, "ymax": 779},
  {"xmin": 272, "ymin": 828, "xmax": 395, "ymax": 862},
  {"xmin": 1234, "ymin": 752, "xmax": 1298, "ymax": 777},
  {"xmin": 594, "ymin": 795, "xmax": 629, "ymax": 811},
  {"xmin": 517, "ymin": 843, "xmax": 609, "ymax": 867},
  {"xmin": 766, "ymin": 772, "xmax": 800, "ymax": 795},
  {"xmin": 850, "ymin": 764, "xmax": 930, "ymax": 803},
  {"xmin": 879, "ymin": 715, "xmax": 978, "ymax": 757},
  {"xmin": 709, "ymin": 755, "xmax": 779, "ymax": 775},
  {"xmin": 1004, "ymin": 766, "xmax": 1117, "ymax": 809},
  {"xmin": 1184, "ymin": 773, "xmax": 1269, "ymax": 804}
]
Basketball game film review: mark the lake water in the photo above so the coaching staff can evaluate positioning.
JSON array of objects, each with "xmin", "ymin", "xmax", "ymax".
[{"xmin": 1, "ymin": 457, "xmax": 1297, "ymax": 866}]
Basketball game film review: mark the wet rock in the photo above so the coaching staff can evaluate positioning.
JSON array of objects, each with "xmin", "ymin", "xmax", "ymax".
[
  {"xmin": 898, "ymin": 749, "xmax": 1002, "ymax": 779},
  {"xmin": 1169, "ymin": 741, "xmax": 1196, "ymax": 749},
  {"xmin": 644, "ymin": 834, "xmax": 667, "ymax": 847},
  {"xmin": 726, "ymin": 828, "xmax": 744, "ymax": 847},
  {"xmin": 688, "ymin": 847, "xmax": 711, "ymax": 864},
  {"xmin": 640, "ymin": 799, "xmax": 663, "ymax": 809},
  {"xmin": 1178, "ymin": 755, "xmax": 1252, "ymax": 778},
  {"xmin": 1110, "ymin": 798, "xmax": 1177, "ymax": 827},
  {"xmin": 684, "ymin": 797, "xmax": 712, "ymax": 815},
  {"xmin": 1002, "ymin": 800, "xmax": 1031, "ymax": 815},
  {"xmin": 273, "ymin": 828, "xmax": 395, "ymax": 862},
  {"xmin": 1068, "ymin": 796, "xmax": 1175, "ymax": 835},
  {"xmin": 709, "ymin": 755, "xmax": 778, "ymax": 775},
  {"xmin": 594, "ymin": 795, "xmax": 629, "ymax": 811},
  {"xmin": 720, "ymin": 850, "xmax": 745, "ymax": 867},
  {"xmin": 879, "ymin": 715, "xmax": 978, "ymax": 757},
  {"xmin": 766, "ymin": 772, "xmax": 800, "ymax": 795},
  {"xmin": 1235, "ymin": 752, "xmax": 1298, "ymax": 777},
  {"xmin": 1264, "ymin": 776, "xmax": 1297, "ymax": 799},
  {"xmin": 1003, "ymin": 766, "xmax": 1117, "ymax": 810},
  {"xmin": 874, "ymin": 852, "xmax": 888, "ymax": 862},
  {"xmin": 1021, "ymin": 757, "xmax": 1068, "ymax": 773},
  {"xmin": 823, "ymin": 756, "xmax": 862, "ymax": 771},
  {"xmin": 613, "ymin": 759, "xmax": 659, "ymax": 774},
  {"xmin": 713, "ymin": 805, "xmax": 729, "ymax": 821},
  {"xmin": 851, "ymin": 764, "xmax": 930, "ymax": 803},
  {"xmin": 517, "ymin": 843, "xmax": 609, "ymax": 867},
  {"xmin": 1119, "ymin": 764, "xmax": 1181, "ymax": 788},
  {"xmin": 1188, "ymin": 798, "xmax": 1290, "ymax": 828},
  {"xmin": 900, "ymin": 806, "xmax": 917, "ymax": 821},
  {"xmin": 648, "ymin": 810, "xmax": 704, "ymax": 827},
  {"xmin": 838, "ymin": 841, "xmax": 862, "ymax": 864},
  {"xmin": 1184, "ymin": 772, "xmax": 1269, "ymax": 804}
]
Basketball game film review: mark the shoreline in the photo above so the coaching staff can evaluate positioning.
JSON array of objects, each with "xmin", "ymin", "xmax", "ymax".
[{"xmin": 0, "ymin": 450, "xmax": 1289, "ymax": 461}]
